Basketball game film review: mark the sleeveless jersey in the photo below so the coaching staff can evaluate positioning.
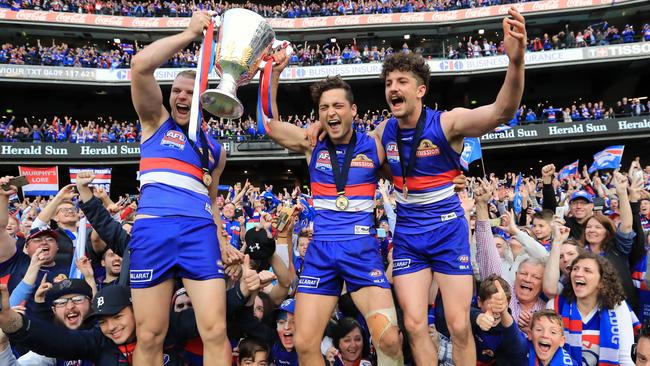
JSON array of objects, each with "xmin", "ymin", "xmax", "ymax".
[
  {"xmin": 137, "ymin": 118, "xmax": 221, "ymax": 220},
  {"xmin": 381, "ymin": 107, "xmax": 463, "ymax": 235},
  {"xmin": 309, "ymin": 131, "xmax": 378, "ymax": 241}
]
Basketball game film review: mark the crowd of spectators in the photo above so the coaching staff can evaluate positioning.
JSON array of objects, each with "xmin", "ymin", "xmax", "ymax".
[
  {"xmin": 0, "ymin": 153, "xmax": 649, "ymax": 365},
  {"xmin": 2, "ymin": 21, "xmax": 648, "ymax": 69},
  {"xmin": 2, "ymin": 0, "xmax": 538, "ymax": 18},
  {"xmin": 1, "ymin": 95, "xmax": 646, "ymax": 143}
]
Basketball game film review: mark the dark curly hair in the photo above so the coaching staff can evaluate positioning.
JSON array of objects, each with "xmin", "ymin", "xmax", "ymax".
[
  {"xmin": 561, "ymin": 251, "xmax": 625, "ymax": 309},
  {"xmin": 381, "ymin": 53, "xmax": 430, "ymax": 94},
  {"xmin": 310, "ymin": 76, "xmax": 354, "ymax": 107},
  {"xmin": 579, "ymin": 212, "xmax": 616, "ymax": 253}
]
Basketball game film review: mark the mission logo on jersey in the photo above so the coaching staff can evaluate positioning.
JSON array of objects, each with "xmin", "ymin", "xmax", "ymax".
[
  {"xmin": 416, "ymin": 139, "xmax": 440, "ymax": 157},
  {"xmin": 351, "ymin": 154, "xmax": 375, "ymax": 168}
]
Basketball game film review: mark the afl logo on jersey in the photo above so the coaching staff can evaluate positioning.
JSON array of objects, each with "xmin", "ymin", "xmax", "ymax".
[
  {"xmin": 386, "ymin": 142, "xmax": 400, "ymax": 163},
  {"xmin": 161, "ymin": 130, "xmax": 186, "ymax": 150},
  {"xmin": 351, "ymin": 154, "xmax": 375, "ymax": 168},
  {"xmin": 416, "ymin": 139, "xmax": 440, "ymax": 157},
  {"xmin": 315, "ymin": 150, "xmax": 332, "ymax": 171}
]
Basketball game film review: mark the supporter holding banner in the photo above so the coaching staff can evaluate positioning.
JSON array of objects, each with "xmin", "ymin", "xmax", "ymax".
[
  {"xmin": 559, "ymin": 160, "xmax": 579, "ymax": 181},
  {"xmin": 588, "ymin": 145, "xmax": 625, "ymax": 173},
  {"xmin": 17, "ymin": 166, "xmax": 59, "ymax": 196},
  {"xmin": 460, "ymin": 137, "xmax": 482, "ymax": 171},
  {"xmin": 69, "ymin": 167, "xmax": 112, "ymax": 193}
]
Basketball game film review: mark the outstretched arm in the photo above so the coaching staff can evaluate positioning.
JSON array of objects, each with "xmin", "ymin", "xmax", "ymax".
[
  {"xmin": 266, "ymin": 49, "xmax": 312, "ymax": 154},
  {"xmin": 441, "ymin": 7, "xmax": 526, "ymax": 151},
  {"xmin": 131, "ymin": 12, "xmax": 212, "ymax": 138}
]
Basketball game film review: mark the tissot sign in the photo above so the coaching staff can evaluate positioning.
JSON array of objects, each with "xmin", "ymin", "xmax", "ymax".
[{"xmin": 480, "ymin": 117, "xmax": 650, "ymax": 145}]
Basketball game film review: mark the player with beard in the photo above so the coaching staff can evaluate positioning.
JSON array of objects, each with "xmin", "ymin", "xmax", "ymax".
[
  {"xmin": 373, "ymin": 8, "xmax": 527, "ymax": 365},
  {"xmin": 0, "ymin": 284, "xmax": 202, "ymax": 366},
  {"xmin": 129, "ymin": 10, "xmax": 241, "ymax": 366},
  {"xmin": 265, "ymin": 53, "xmax": 403, "ymax": 366},
  {"xmin": 0, "ymin": 279, "xmax": 95, "ymax": 365}
]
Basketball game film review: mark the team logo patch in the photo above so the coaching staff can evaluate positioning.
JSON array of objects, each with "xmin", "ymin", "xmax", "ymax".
[
  {"xmin": 457, "ymin": 255, "xmax": 469, "ymax": 264},
  {"xmin": 351, "ymin": 153, "xmax": 375, "ymax": 168},
  {"xmin": 130, "ymin": 269, "xmax": 154, "ymax": 283},
  {"xmin": 369, "ymin": 269, "xmax": 383, "ymax": 277},
  {"xmin": 315, "ymin": 150, "xmax": 332, "ymax": 171},
  {"xmin": 481, "ymin": 349, "xmax": 495, "ymax": 358},
  {"xmin": 298, "ymin": 276, "xmax": 321, "ymax": 288},
  {"xmin": 386, "ymin": 142, "xmax": 400, "ymax": 163},
  {"xmin": 392, "ymin": 258, "xmax": 411, "ymax": 271},
  {"xmin": 161, "ymin": 130, "xmax": 186, "ymax": 150},
  {"xmin": 416, "ymin": 139, "xmax": 440, "ymax": 157}
]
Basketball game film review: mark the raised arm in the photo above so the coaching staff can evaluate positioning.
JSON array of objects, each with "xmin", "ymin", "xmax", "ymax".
[
  {"xmin": 474, "ymin": 179, "xmax": 503, "ymax": 279},
  {"xmin": 0, "ymin": 177, "xmax": 17, "ymax": 262},
  {"xmin": 441, "ymin": 7, "xmax": 526, "ymax": 151},
  {"xmin": 131, "ymin": 12, "xmax": 212, "ymax": 138},
  {"xmin": 543, "ymin": 223, "xmax": 570, "ymax": 298},
  {"xmin": 614, "ymin": 171, "xmax": 633, "ymax": 234},
  {"xmin": 34, "ymin": 184, "xmax": 76, "ymax": 228},
  {"xmin": 265, "ymin": 49, "xmax": 312, "ymax": 154}
]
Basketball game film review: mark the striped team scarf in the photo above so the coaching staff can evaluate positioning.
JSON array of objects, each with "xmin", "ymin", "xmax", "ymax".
[
  {"xmin": 555, "ymin": 296, "xmax": 619, "ymax": 366},
  {"xmin": 188, "ymin": 19, "xmax": 217, "ymax": 142},
  {"xmin": 528, "ymin": 341, "xmax": 577, "ymax": 366},
  {"xmin": 632, "ymin": 255, "xmax": 648, "ymax": 290}
]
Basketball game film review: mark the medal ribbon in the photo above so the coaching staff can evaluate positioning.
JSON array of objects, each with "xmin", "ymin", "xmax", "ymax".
[
  {"xmin": 256, "ymin": 54, "xmax": 275, "ymax": 134},
  {"xmin": 396, "ymin": 107, "xmax": 427, "ymax": 194},
  {"xmin": 325, "ymin": 132, "xmax": 358, "ymax": 198},
  {"xmin": 188, "ymin": 18, "xmax": 216, "ymax": 142}
]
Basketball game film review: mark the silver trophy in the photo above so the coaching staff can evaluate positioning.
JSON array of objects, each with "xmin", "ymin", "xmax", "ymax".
[{"xmin": 201, "ymin": 8, "xmax": 291, "ymax": 120}]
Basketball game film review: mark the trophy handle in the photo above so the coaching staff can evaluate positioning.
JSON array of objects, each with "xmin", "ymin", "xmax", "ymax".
[{"xmin": 258, "ymin": 40, "xmax": 293, "ymax": 70}]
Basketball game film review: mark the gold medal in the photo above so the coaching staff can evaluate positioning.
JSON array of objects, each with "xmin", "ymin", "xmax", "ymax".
[
  {"xmin": 202, "ymin": 172, "xmax": 212, "ymax": 187},
  {"xmin": 335, "ymin": 195, "xmax": 349, "ymax": 211},
  {"xmin": 403, "ymin": 186, "xmax": 408, "ymax": 199}
]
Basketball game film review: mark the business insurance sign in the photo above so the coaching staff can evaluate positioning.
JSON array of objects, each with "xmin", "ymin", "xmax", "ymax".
[{"xmin": 2, "ymin": 44, "xmax": 649, "ymax": 85}]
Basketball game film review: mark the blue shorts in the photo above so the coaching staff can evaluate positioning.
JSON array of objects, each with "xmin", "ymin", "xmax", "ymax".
[
  {"xmin": 129, "ymin": 217, "xmax": 224, "ymax": 289},
  {"xmin": 392, "ymin": 217, "xmax": 472, "ymax": 276},
  {"xmin": 297, "ymin": 236, "xmax": 390, "ymax": 296}
]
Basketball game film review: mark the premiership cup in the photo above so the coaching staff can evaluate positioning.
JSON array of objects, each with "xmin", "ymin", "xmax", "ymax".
[{"xmin": 201, "ymin": 8, "xmax": 287, "ymax": 120}]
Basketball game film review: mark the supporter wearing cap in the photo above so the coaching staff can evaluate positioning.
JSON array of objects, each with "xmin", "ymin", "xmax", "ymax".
[
  {"xmin": 0, "ymin": 284, "xmax": 201, "ymax": 365},
  {"xmin": 271, "ymin": 299, "xmax": 298, "ymax": 366},
  {"xmin": 31, "ymin": 183, "xmax": 81, "ymax": 268},
  {"xmin": 0, "ymin": 279, "xmax": 94, "ymax": 365},
  {"xmin": 541, "ymin": 165, "xmax": 593, "ymax": 240},
  {"xmin": 0, "ymin": 177, "xmax": 69, "ymax": 311}
]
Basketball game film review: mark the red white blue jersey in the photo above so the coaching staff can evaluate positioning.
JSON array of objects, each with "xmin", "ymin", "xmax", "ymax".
[
  {"xmin": 309, "ymin": 131, "xmax": 378, "ymax": 241},
  {"xmin": 381, "ymin": 108, "xmax": 463, "ymax": 235},
  {"xmin": 137, "ymin": 118, "xmax": 221, "ymax": 220}
]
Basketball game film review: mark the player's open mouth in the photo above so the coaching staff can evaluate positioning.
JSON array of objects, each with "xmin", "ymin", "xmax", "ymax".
[
  {"xmin": 390, "ymin": 95, "xmax": 404, "ymax": 108},
  {"xmin": 519, "ymin": 283, "xmax": 533, "ymax": 293},
  {"xmin": 328, "ymin": 119, "xmax": 342, "ymax": 130},
  {"xmin": 176, "ymin": 103, "xmax": 190, "ymax": 115},
  {"xmin": 574, "ymin": 279, "xmax": 586, "ymax": 289}
]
